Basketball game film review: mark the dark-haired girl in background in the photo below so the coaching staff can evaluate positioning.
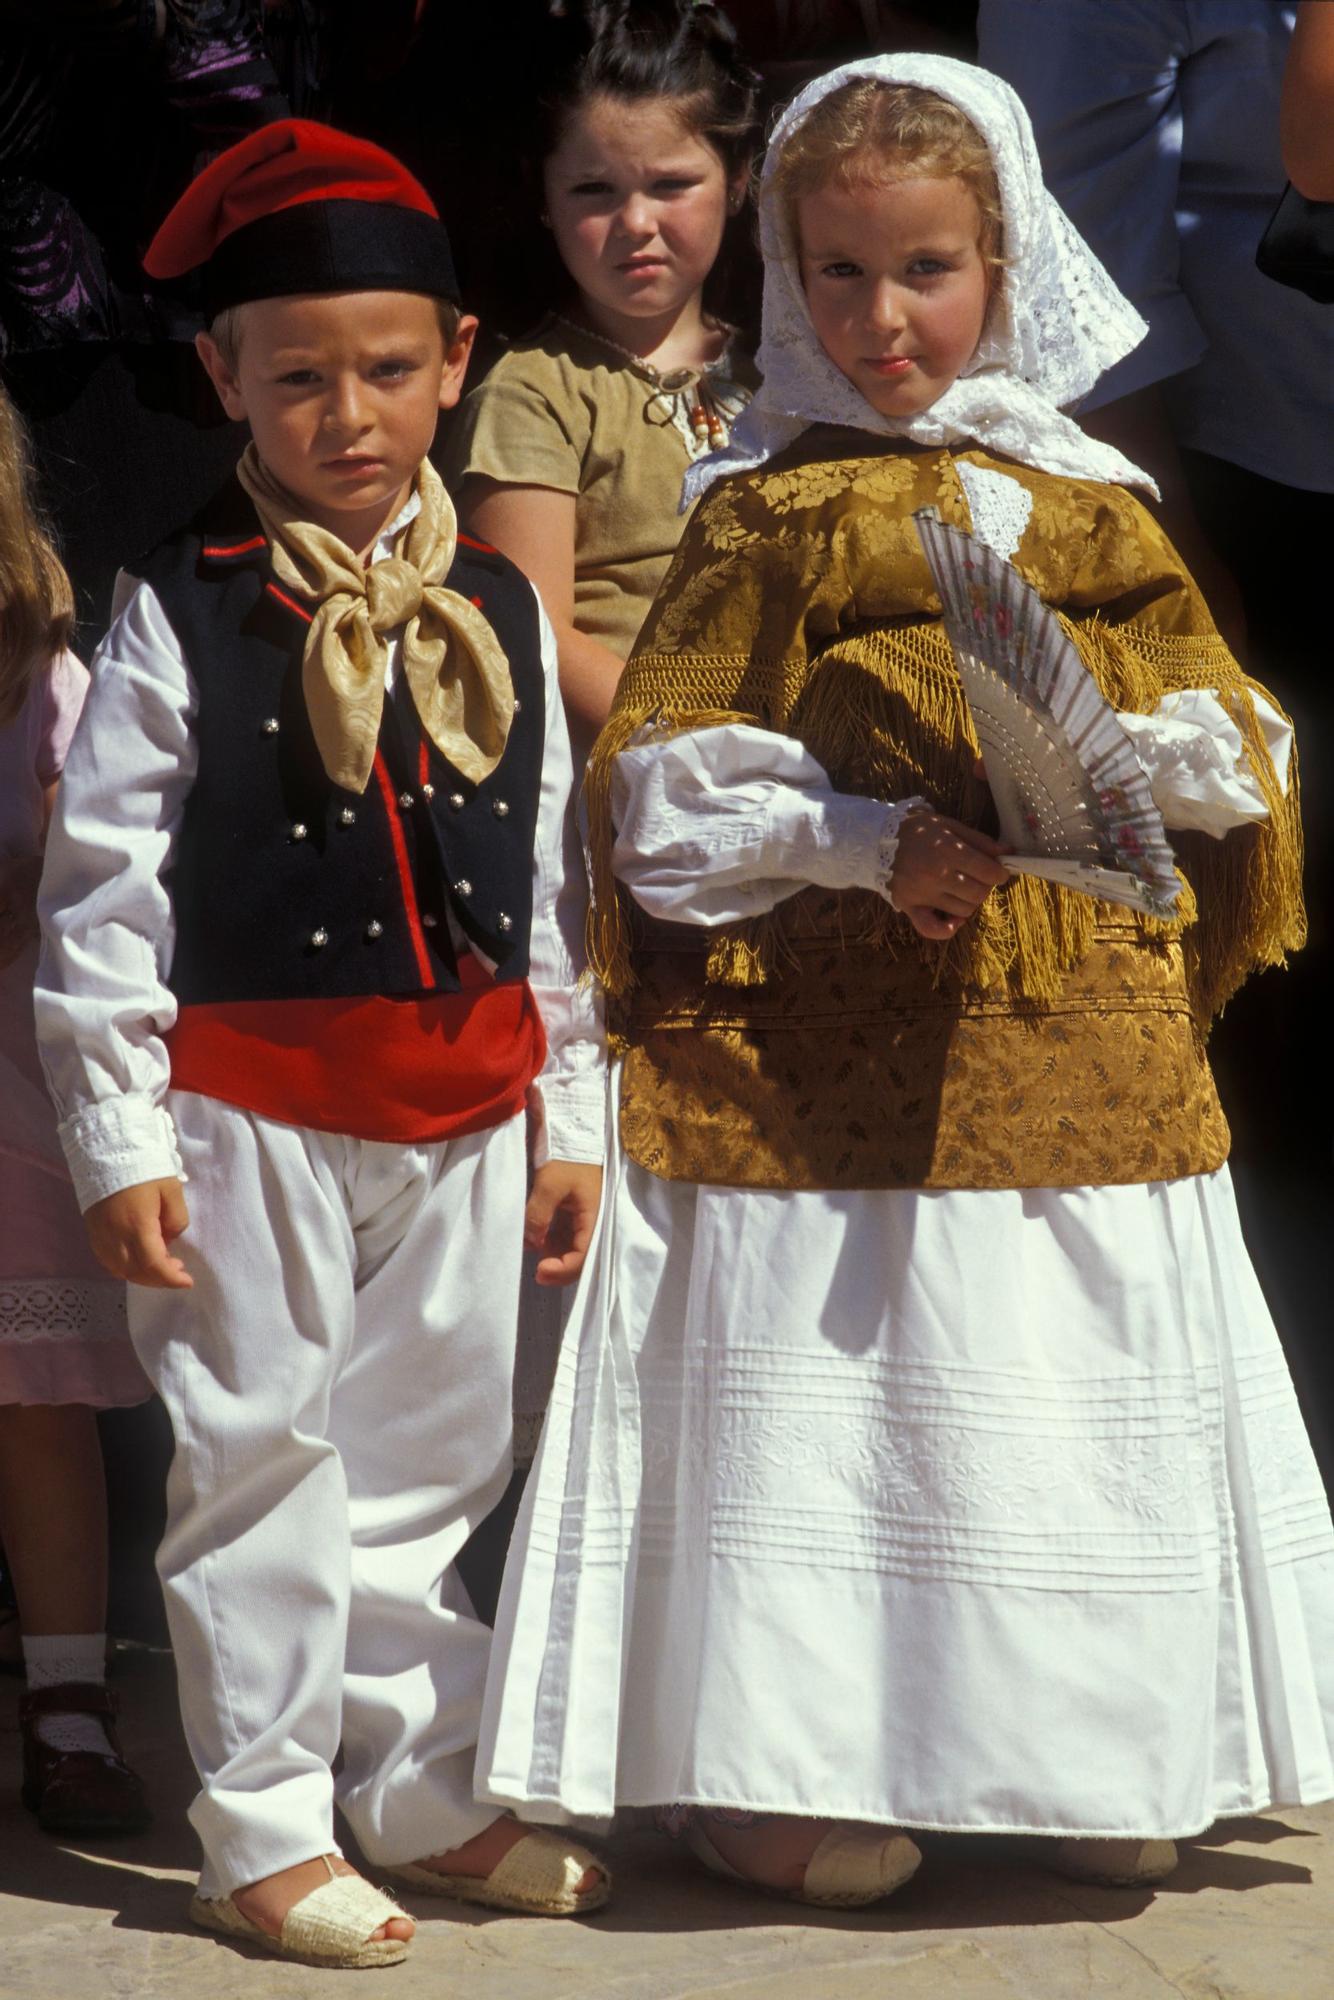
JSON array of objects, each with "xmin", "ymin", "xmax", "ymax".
[
  {"xmin": 448, "ymin": 1, "xmax": 762, "ymax": 1465},
  {"xmin": 449, "ymin": 1, "xmax": 761, "ymax": 769}
]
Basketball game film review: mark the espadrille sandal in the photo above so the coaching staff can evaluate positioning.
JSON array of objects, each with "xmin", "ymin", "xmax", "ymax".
[
  {"xmin": 190, "ymin": 1859, "xmax": 412, "ymax": 1968},
  {"xmin": 1046, "ymin": 1837, "xmax": 1178, "ymax": 1887},
  {"xmin": 384, "ymin": 1828, "xmax": 610, "ymax": 1916},
  {"xmin": 687, "ymin": 1823, "xmax": 922, "ymax": 1908}
]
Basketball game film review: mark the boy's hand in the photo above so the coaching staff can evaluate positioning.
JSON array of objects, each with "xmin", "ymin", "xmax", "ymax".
[
  {"xmin": 891, "ymin": 809, "xmax": 1010, "ymax": 941},
  {"xmin": 84, "ymin": 1178, "xmax": 193, "ymax": 1290},
  {"xmin": 524, "ymin": 1161, "xmax": 603, "ymax": 1288},
  {"xmin": 0, "ymin": 854, "xmax": 42, "ymax": 969}
]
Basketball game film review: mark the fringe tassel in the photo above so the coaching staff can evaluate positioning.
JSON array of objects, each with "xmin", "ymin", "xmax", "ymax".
[
  {"xmin": 586, "ymin": 618, "xmax": 1305, "ymax": 1024},
  {"xmin": 584, "ymin": 692, "xmax": 759, "ymax": 996}
]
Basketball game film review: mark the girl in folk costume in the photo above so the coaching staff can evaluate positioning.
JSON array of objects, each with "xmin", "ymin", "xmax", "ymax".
[
  {"xmin": 477, "ymin": 56, "xmax": 1334, "ymax": 1905},
  {"xmin": 0, "ymin": 385, "xmax": 148, "ymax": 1836}
]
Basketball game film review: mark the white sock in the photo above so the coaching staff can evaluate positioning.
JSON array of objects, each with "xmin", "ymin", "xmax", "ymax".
[{"xmin": 23, "ymin": 1633, "xmax": 114, "ymax": 1755}]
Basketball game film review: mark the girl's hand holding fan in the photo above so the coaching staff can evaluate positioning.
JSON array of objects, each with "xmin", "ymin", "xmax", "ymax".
[{"xmin": 914, "ymin": 509, "xmax": 1182, "ymax": 922}]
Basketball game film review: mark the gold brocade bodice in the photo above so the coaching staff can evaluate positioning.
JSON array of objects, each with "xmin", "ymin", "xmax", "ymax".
[
  {"xmin": 617, "ymin": 903, "xmax": 1229, "ymax": 1190},
  {"xmin": 587, "ymin": 438, "xmax": 1302, "ymax": 1193}
]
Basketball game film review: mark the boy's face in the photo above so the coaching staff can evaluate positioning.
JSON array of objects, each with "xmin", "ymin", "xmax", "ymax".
[
  {"xmin": 797, "ymin": 175, "xmax": 991, "ymax": 421},
  {"xmin": 197, "ymin": 291, "xmax": 476, "ymax": 550}
]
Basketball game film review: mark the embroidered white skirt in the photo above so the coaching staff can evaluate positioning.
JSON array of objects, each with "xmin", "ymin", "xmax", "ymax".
[{"xmin": 478, "ymin": 1084, "xmax": 1334, "ymax": 1838}]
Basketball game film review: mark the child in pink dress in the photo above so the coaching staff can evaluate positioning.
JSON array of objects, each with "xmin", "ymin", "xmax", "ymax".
[{"xmin": 0, "ymin": 382, "xmax": 148, "ymax": 1834}]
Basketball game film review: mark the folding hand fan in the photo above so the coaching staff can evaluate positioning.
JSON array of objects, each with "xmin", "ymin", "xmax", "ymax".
[{"xmin": 914, "ymin": 509, "xmax": 1181, "ymax": 921}]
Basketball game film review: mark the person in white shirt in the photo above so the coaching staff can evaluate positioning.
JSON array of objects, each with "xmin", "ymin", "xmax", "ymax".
[
  {"xmin": 35, "ymin": 120, "xmax": 608, "ymax": 1970},
  {"xmin": 978, "ymin": 0, "xmax": 1334, "ymax": 1495}
]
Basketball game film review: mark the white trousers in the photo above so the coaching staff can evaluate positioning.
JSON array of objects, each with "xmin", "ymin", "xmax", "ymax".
[{"xmin": 130, "ymin": 1088, "xmax": 524, "ymax": 1897}]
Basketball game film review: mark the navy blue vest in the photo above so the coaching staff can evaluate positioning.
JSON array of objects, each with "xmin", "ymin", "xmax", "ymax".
[{"xmin": 135, "ymin": 478, "xmax": 546, "ymax": 1006}]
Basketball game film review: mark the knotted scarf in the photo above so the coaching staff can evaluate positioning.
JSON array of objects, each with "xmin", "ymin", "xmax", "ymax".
[{"xmin": 237, "ymin": 445, "xmax": 514, "ymax": 794}]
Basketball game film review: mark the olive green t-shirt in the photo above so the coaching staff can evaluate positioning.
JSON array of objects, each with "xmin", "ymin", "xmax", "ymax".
[{"xmin": 447, "ymin": 315, "xmax": 756, "ymax": 662}]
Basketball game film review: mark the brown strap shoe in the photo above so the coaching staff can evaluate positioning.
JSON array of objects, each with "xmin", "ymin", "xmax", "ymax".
[{"xmin": 19, "ymin": 1681, "xmax": 151, "ymax": 1836}]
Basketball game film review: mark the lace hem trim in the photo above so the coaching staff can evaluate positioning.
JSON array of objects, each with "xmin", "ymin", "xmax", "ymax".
[{"xmin": 0, "ymin": 1280, "xmax": 128, "ymax": 1344}]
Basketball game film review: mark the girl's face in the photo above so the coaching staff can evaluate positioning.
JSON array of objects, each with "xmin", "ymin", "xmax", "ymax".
[
  {"xmin": 543, "ymin": 92, "xmax": 741, "ymax": 334},
  {"xmin": 797, "ymin": 174, "xmax": 992, "ymax": 419}
]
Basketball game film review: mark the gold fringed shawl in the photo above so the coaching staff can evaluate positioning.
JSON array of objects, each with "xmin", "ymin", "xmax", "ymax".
[{"xmin": 587, "ymin": 441, "xmax": 1304, "ymax": 1030}]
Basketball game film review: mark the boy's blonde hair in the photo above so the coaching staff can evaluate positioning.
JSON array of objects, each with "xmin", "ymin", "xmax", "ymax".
[
  {"xmin": 770, "ymin": 81, "xmax": 1005, "ymax": 273},
  {"xmin": 207, "ymin": 295, "xmax": 463, "ymax": 372},
  {"xmin": 0, "ymin": 384, "xmax": 74, "ymax": 729}
]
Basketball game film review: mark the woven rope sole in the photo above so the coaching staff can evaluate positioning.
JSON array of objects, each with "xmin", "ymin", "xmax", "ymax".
[
  {"xmin": 385, "ymin": 1831, "xmax": 610, "ymax": 1916},
  {"xmin": 190, "ymin": 1877, "xmax": 411, "ymax": 1968},
  {"xmin": 689, "ymin": 1825, "xmax": 923, "ymax": 1908},
  {"xmin": 1046, "ymin": 1838, "xmax": 1179, "ymax": 1887}
]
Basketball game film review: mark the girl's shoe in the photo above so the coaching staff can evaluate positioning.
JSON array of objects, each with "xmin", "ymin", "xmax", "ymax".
[
  {"xmin": 191, "ymin": 1860, "xmax": 411, "ymax": 1969},
  {"xmin": 1046, "ymin": 1837, "xmax": 1179, "ymax": 1886},
  {"xmin": 687, "ymin": 1822, "xmax": 922, "ymax": 1908},
  {"xmin": 19, "ymin": 1682, "xmax": 150, "ymax": 1835},
  {"xmin": 383, "ymin": 1828, "xmax": 611, "ymax": 1916}
]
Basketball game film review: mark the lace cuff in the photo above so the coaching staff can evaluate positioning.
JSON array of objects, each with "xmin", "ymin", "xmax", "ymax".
[
  {"xmin": 57, "ymin": 1095, "xmax": 185, "ymax": 1214},
  {"xmin": 777, "ymin": 792, "xmax": 930, "ymax": 905},
  {"xmin": 821, "ymin": 794, "xmax": 930, "ymax": 908},
  {"xmin": 1117, "ymin": 690, "xmax": 1288, "ymax": 838}
]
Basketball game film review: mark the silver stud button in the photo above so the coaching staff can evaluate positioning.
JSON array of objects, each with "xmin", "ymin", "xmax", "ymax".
[
  {"xmin": 421, "ymin": 782, "xmax": 435, "ymax": 800},
  {"xmin": 339, "ymin": 807, "xmax": 356, "ymax": 826},
  {"xmin": 454, "ymin": 879, "xmax": 472, "ymax": 898},
  {"xmin": 365, "ymin": 919, "xmax": 383, "ymax": 940},
  {"xmin": 398, "ymin": 790, "xmax": 414, "ymax": 809},
  {"xmin": 309, "ymin": 927, "xmax": 328, "ymax": 949},
  {"xmin": 513, "ymin": 696, "xmax": 522, "ymax": 713},
  {"xmin": 290, "ymin": 822, "xmax": 308, "ymax": 841},
  {"xmin": 492, "ymin": 799, "xmax": 509, "ymax": 818},
  {"xmin": 448, "ymin": 792, "xmax": 465, "ymax": 810},
  {"xmin": 261, "ymin": 717, "xmax": 280, "ymax": 735},
  {"xmin": 422, "ymin": 912, "xmax": 438, "ymax": 928},
  {"xmin": 497, "ymin": 912, "xmax": 513, "ymax": 933}
]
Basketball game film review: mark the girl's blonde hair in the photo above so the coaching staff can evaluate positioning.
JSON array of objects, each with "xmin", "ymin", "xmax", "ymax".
[
  {"xmin": 0, "ymin": 384, "xmax": 74, "ymax": 729},
  {"xmin": 770, "ymin": 80, "xmax": 1004, "ymax": 272}
]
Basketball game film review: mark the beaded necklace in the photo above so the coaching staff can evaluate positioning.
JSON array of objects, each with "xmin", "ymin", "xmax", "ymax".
[{"xmin": 549, "ymin": 311, "xmax": 744, "ymax": 458}]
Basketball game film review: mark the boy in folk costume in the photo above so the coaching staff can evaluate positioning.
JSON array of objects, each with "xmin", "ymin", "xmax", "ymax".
[{"xmin": 36, "ymin": 122, "xmax": 608, "ymax": 1968}]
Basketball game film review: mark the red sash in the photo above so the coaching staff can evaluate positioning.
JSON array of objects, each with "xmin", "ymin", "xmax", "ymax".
[{"xmin": 164, "ymin": 957, "xmax": 546, "ymax": 1143}]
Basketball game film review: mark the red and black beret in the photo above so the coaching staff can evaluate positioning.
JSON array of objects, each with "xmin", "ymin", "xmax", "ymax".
[{"xmin": 145, "ymin": 119, "xmax": 459, "ymax": 314}]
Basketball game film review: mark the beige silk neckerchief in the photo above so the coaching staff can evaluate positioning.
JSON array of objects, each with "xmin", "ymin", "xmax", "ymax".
[{"xmin": 237, "ymin": 445, "xmax": 514, "ymax": 795}]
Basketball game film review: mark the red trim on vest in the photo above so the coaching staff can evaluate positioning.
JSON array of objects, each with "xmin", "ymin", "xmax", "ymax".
[
  {"xmin": 266, "ymin": 580, "xmax": 315, "ymax": 623},
  {"xmin": 417, "ymin": 736, "xmax": 430, "ymax": 789},
  {"xmin": 371, "ymin": 750, "xmax": 434, "ymax": 985},
  {"xmin": 203, "ymin": 535, "xmax": 267, "ymax": 558},
  {"xmin": 456, "ymin": 531, "xmax": 498, "ymax": 554},
  {"xmin": 163, "ymin": 960, "xmax": 547, "ymax": 1143}
]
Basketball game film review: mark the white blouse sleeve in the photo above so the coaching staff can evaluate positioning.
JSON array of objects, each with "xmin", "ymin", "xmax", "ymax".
[
  {"xmin": 35, "ymin": 578, "xmax": 195, "ymax": 1211},
  {"xmin": 1117, "ymin": 689, "xmax": 1293, "ymax": 838},
  {"xmin": 526, "ymin": 595, "xmax": 605, "ymax": 1166},
  {"xmin": 611, "ymin": 724, "xmax": 926, "ymax": 926}
]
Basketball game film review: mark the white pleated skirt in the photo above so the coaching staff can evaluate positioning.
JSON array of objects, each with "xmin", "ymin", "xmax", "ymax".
[{"xmin": 478, "ymin": 1079, "xmax": 1334, "ymax": 1838}]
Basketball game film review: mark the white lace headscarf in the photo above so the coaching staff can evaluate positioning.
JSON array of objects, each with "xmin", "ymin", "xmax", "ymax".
[{"xmin": 685, "ymin": 54, "xmax": 1157, "ymax": 506}]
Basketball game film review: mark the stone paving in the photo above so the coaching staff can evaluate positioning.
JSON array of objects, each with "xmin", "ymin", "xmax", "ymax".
[{"xmin": 0, "ymin": 1647, "xmax": 1328, "ymax": 2000}]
